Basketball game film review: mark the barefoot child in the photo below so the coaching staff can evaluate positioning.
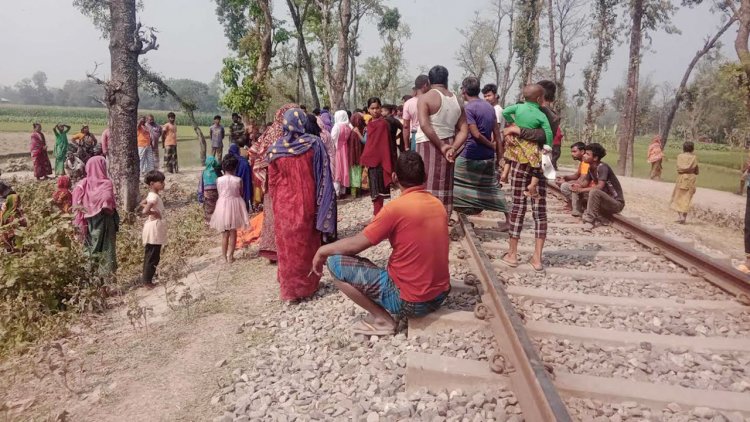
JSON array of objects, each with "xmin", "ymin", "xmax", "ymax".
[
  {"xmin": 142, "ymin": 170, "xmax": 167, "ymax": 287},
  {"xmin": 210, "ymin": 155, "xmax": 248, "ymax": 263},
  {"xmin": 501, "ymin": 84, "xmax": 553, "ymax": 197}
]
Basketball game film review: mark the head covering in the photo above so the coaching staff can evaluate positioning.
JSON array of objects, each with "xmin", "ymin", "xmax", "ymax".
[
  {"xmin": 268, "ymin": 108, "xmax": 336, "ymax": 236},
  {"xmin": 250, "ymin": 103, "xmax": 298, "ymax": 193},
  {"xmin": 72, "ymin": 156, "xmax": 116, "ymax": 234},
  {"xmin": 228, "ymin": 144, "xmax": 253, "ymax": 202},
  {"xmin": 333, "ymin": 110, "xmax": 350, "ymax": 125},
  {"xmin": 319, "ymin": 109, "xmax": 333, "ymax": 132},
  {"xmin": 1, "ymin": 194, "xmax": 19, "ymax": 225},
  {"xmin": 202, "ymin": 156, "xmax": 221, "ymax": 187},
  {"xmin": 359, "ymin": 117, "xmax": 394, "ymax": 186},
  {"xmin": 651, "ymin": 135, "xmax": 662, "ymax": 144},
  {"xmin": 57, "ymin": 175, "xmax": 71, "ymax": 190},
  {"xmin": 348, "ymin": 113, "xmax": 366, "ymax": 166}
]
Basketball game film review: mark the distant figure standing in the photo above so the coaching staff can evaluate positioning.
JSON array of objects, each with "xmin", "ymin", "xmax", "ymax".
[
  {"xmin": 403, "ymin": 75, "xmax": 430, "ymax": 151},
  {"xmin": 53, "ymin": 123, "xmax": 71, "ymax": 176},
  {"xmin": 141, "ymin": 170, "xmax": 167, "ymax": 287},
  {"xmin": 739, "ymin": 170, "xmax": 750, "ymax": 273},
  {"xmin": 230, "ymin": 113, "xmax": 246, "ymax": 146},
  {"xmin": 30, "ymin": 123, "xmax": 53, "ymax": 180},
  {"xmin": 670, "ymin": 141, "xmax": 699, "ymax": 224},
  {"xmin": 647, "ymin": 136, "xmax": 664, "ymax": 181},
  {"xmin": 481, "ymin": 83, "xmax": 504, "ymax": 126},
  {"xmin": 137, "ymin": 116, "xmax": 155, "ymax": 175},
  {"xmin": 162, "ymin": 112, "xmax": 178, "ymax": 173},
  {"xmin": 70, "ymin": 125, "xmax": 98, "ymax": 164},
  {"xmin": 147, "ymin": 114, "xmax": 162, "ymax": 170},
  {"xmin": 209, "ymin": 115, "xmax": 225, "ymax": 161}
]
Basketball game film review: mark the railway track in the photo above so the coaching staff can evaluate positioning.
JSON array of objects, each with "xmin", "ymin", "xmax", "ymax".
[{"xmin": 405, "ymin": 189, "xmax": 750, "ymax": 421}]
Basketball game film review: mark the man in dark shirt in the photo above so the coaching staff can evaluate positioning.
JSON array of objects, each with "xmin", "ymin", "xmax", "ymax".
[
  {"xmin": 382, "ymin": 104, "xmax": 405, "ymax": 154},
  {"xmin": 230, "ymin": 113, "xmax": 246, "ymax": 146},
  {"xmin": 570, "ymin": 143, "xmax": 625, "ymax": 231}
]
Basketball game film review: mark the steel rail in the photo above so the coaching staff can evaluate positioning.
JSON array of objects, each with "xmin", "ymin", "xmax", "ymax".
[
  {"xmin": 458, "ymin": 214, "xmax": 572, "ymax": 422},
  {"xmin": 546, "ymin": 184, "xmax": 750, "ymax": 305}
]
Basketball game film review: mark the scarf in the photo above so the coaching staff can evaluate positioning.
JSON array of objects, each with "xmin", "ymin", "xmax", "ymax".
[
  {"xmin": 647, "ymin": 136, "xmax": 664, "ymax": 163},
  {"xmin": 229, "ymin": 144, "xmax": 253, "ymax": 202},
  {"xmin": 267, "ymin": 108, "xmax": 336, "ymax": 236},
  {"xmin": 72, "ymin": 156, "xmax": 116, "ymax": 221},
  {"xmin": 676, "ymin": 152, "xmax": 698, "ymax": 173},
  {"xmin": 348, "ymin": 113, "xmax": 365, "ymax": 166},
  {"xmin": 53, "ymin": 176, "xmax": 72, "ymax": 211},
  {"xmin": 1, "ymin": 194, "xmax": 19, "ymax": 225},
  {"xmin": 202, "ymin": 156, "xmax": 220, "ymax": 187},
  {"xmin": 359, "ymin": 117, "xmax": 393, "ymax": 186},
  {"xmin": 250, "ymin": 103, "xmax": 298, "ymax": 192},
  {"xmin": 319, "ymin": 109, "xmax": 333, "ymax": 132}
]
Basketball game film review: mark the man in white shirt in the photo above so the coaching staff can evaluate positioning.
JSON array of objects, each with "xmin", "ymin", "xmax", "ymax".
[{"xmin": 481, "ymin": 83, "xmax": 504, "ymax": 124}]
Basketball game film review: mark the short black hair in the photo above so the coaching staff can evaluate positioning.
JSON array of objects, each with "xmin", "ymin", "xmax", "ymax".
[
  {"xmin": 481, "ymin": 84, "xmax": 498, "ymax": 95},
  {"xmin": 144, "ymin": 169, "xmax": 165, "ymax": 185},
  {"xmin": 312, "ymin": 108, "xmax": 321, "ymax": 116},
  {"xmin": 683, "ymin": 141, "xmax": 695, "ymax": 152},
  {"xmin": 537, "ymin": 80, "xmax": 557, "ymax": 102},
  {"xmin": 462, "ymin": 76, "xmax": 481, "ymax": 97},
  {"xmin": 304, "ymin": 113, "xmax": 321, "ymax": 136},
  {"xmin": 382, "ymin": 103, "xmax": 396, "ymax": 112},
  {"xmin": 414, "ymin": 74, "xmax": 429, "ymax": 90},
  {"xmin": 395, "ymin": 151, "xmax": 426, "ymax": 188},
  {"xmin": 300, "ymin": 105, "xmax": 307, "ymax": 111},
  {"xmin": 428, "ymin": 65, "xmax": 449, "ymax": 86},
  {"xmin": 585, "ymin": 143, "xmax": 607, "ymax": 160},
  {"xmin": 213, "ymin": 115, "xmax": 221, "ymax": 121},
  {"xmin": 571, "ymin": 141, "xmax": 586, "ymax": 150},
  {"xmin": 232, "ymin": 112, "xmax": 240, "ymax": 119},
  {"xmin": 346, "ymin": 110, "xmax": 352, "ymax": 119},
  {"xmin": 167, "ymin": 112, "xmax": 176, "ymax": 119},
  {"xmin": 222, "ymin": 154, "xmax": 239, "ymax": 172},
  {"xmin": 367, "ymin": 97, "xmax": 381, "ymax": 107},
  {"xmin": 402, "ymin": 95, "xmax": 413, "ymax": 102}
]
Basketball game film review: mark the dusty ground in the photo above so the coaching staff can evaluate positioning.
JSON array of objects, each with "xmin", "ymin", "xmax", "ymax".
[{"xmin": 0, "ymin": 165, "xmax": 747, "ymax": 421}]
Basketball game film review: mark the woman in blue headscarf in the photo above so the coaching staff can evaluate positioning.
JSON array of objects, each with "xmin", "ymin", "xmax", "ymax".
[
  {"xmin": 198, "ymin": 156, "xmax": 222, "ymax": 222},
  {"xmin": 228, "ymin": 143, "xmax": 253, "ymax": 211},
  {"xmin": 268, "ymin": 108, "xmax": 336, "ymax": 302}
]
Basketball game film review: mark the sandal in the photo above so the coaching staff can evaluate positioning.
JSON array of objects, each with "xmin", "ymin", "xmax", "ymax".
[
  {"xmin": 499, "ymin": 253, "xmax": 518, "ymax": 268},
  {"xmin": 528, "ymin": 260, "xmax": 545, "ymax": 273},
  {"xmin": 736, "ymin": 264, "xmax": 750, "ymax": 275},
  {"xmin": 351, "ymin": 320, "xmax": 396, "ymax": 336}
]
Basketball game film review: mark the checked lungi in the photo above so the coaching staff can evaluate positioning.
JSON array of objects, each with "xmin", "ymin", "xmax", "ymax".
[
  {"xmin": 416, "ymin": 137, "xmax": 454, "ymax": 216},
  {"xmin": 508, "ymin": 161, "xmax": 547, "ymax": 239},
  {"xmin": 453, "ymin": 156, "xmax": 507, "ymax": 213}
]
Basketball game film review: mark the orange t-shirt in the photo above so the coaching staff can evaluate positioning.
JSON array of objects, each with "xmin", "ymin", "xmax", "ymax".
[
  {"xmin": 137, "ymin": 126, "xmax": 150, "ymax": 147},
  {"xmin": 579, "ymin": 161, "xmax": 589, "ymax": 176},
  {"xmin": 362, "ymin": 186, "xmax": 450, "ymax": 302},
  {"xmin": 162, "ymin": 122, "xmax": 177, "ymax": 146}
]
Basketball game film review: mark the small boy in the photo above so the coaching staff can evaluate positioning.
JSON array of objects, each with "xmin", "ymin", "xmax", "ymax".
[
  {"xmin": 141, "ymin": 170, "xmax": 167, "ymax": 288},
  {"xmin": 501, "ymin": 84, "xmax": 553, "ymax": 197}
]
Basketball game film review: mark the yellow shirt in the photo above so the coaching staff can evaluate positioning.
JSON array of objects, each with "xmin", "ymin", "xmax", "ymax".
[
  {"xmin": 579, "ymin": 161, "xmax": 590, "ymax": 176},
  {"xmin": 162, "ymin": 122, "xmax": 177, "ymax": 146}
]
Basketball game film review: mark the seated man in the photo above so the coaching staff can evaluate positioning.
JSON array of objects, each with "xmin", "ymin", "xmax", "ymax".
[
  {"xmin": 556, "ymin": 141, "xmax": 589, "ymax": 216},
  {"xmin": 312, "ymin": 151, "xmax": 450, "ymax": 335},
  {"xmin": 570, "ymin": 143, "xmax": 625, "ymax": 231}
]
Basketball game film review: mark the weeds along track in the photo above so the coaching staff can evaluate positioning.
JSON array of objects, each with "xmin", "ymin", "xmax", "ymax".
[{"xmin": 405, "ymin": 190, "xmax": 750, "ymax": 422}]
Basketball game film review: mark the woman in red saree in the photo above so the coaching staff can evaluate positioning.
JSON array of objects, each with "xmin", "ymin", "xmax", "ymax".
[
  {"xmin": 30, "ymin": 123, "xmax": 53, "ymax": 180},
  {"xmin": 249, "ymin": 103, "xmax": 298, "ymax": 261},
  {"xmin": 359, "ymin": 97, "xmax": 394, "ymax": 216},
  {"xmin": 268, "ymin": 108, "xmax": 336, "ymax": 301}
]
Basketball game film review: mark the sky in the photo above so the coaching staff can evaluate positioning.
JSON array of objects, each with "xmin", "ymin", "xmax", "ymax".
[{"xmin": 0, "ymin": 0, "xmax": 736, "ymax": 100}]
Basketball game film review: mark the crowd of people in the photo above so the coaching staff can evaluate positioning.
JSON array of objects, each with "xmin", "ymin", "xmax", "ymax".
[{"xmin": 5, "ymin": 63, "xmax": 743, "ymax": 334}]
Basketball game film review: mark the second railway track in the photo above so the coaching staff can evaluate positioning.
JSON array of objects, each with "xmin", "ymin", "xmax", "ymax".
[{"xmin": 405, "ymin": 188, "xmax": 750, "ymax": 421}]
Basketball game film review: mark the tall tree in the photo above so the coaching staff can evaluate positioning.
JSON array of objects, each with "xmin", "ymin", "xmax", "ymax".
[
  {"xmin": 616, "ymin": 0, "xmax": 677, "ymax": 175},
  {"xmin": 582, "ymin": 0, "xmax": 618, "ymax": 143},
  {"xmin": 552, "ymin": 0, "xmax": 588, "ymax": 114},
  {"xmin": 514, "ymin": 0, "xmax": 544, "ymax": 92},
  {"xmin": 347, "ymin": 0, "xmax": 382, "ymax": 108},
  {"xmin": 659, "ymin": 14, "xmax": 736, "ymax": 147},
  {"xmin": 455, "ymin": 13, "xmax": 498, "ymax": 81},
  {"xmin": 286, "ymin": 0, "xmax": 321, "ymax": 108},
  {"xmin": 498, "ymin": 0, "xmax": 518, "ymax": 104},
  {"xmin": 314, "ymin": 0, "xmax": 352, "ymax": 109},
  {"xmin": 74, "ymin": 0, "xmax": 158, "ymax": 211},
  {"xmin": 547, "ymin": 0, "xmax": 558, "ymax": 83}
]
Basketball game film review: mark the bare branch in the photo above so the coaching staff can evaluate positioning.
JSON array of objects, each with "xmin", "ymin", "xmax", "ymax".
[
  {"xmin": 86, "ymin": 62, "xmax": 106, "ymax": 85},
  {"xmin": 90, "ymin": 96, "xmax": 108, "ymax": 107}
]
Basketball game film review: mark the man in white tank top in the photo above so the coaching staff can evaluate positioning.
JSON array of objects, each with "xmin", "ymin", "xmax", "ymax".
[{"xmin": 415, "ymin": 65, "xmax": 468, "ymax": 218}]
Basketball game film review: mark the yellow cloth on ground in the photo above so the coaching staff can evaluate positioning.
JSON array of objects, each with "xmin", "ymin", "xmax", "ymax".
[{"xmin": 670, "ymin": 152, "xmax": 698, "ymax": 213}]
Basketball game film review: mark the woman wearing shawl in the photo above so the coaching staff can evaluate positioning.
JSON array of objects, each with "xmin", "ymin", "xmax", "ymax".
[
  {"xmin": 359, "ymin": 98, "xmax": 394, "ymax": 216},
  {"xmin": 330, "ymin": 110, "xmax": 352, "ymax": 196},
  {"xmin": 250, "ymin": 103, "xmax": 298, "ymax": 261},
  {"xmin": 228, "ymin": 144, "xmax": 253, "ymax": 211},
  {"xmin": 647, "ymin": 136, "xmax": 664, "ymax": 181},
  {"xmin": 72, "ymin": 156, "xmax": 118, "ymax": 274},
  {"xmin": 1, "ymin": 194, "xmax": 27, "ymax": 252},
  {"xmin": 53, "ymin": 124, "xmax": 71, "ymax": 176},
  {"xmin": 52, "ymin": 176, "xmax": 73, "ymax": 213},
  {"xmin": 315, "ymin": 115, "xmax": 336, "ymax": 175},
  {"xmin": 670, "ymin": 141, "xmax": 699, "ymax": 224},
  {"xmin": 268, "ymin": 108, "xmax": 336, "ymax": 301},
  {"xmin": 198, "ymin": 156, "xmax": 222, "ymax": 222},
  {"xmin": 30, "ymin": 123, "xmax": 53, "ymax": 180},
  {"xmin": 348, "ymin": 113, "xmax": 366, "ymax": 198}
]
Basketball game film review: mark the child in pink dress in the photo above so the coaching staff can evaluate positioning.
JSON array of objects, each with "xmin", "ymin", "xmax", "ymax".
[{"xmin": 210, "ymin": 155, "xmax": 248, "ymax": 262}]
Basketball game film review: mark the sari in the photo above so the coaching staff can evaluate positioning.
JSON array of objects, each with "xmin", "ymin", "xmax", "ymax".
[
  {"xmin": 359, "ymin": 117, "xmax": 394, "ymax": 193},
  {"xmin": 647, "ymin": 136, "xmax": 664, "ymax": 180},
  {"xmin": 251, "ymin": 103, "xmax": 298, "ymax": 260},
  {"xmin": 317, "ymin": 115, "xmax": 336, "ymax": 176},
  {"xmin": 30, "ymin": 131, "xmax": 53, "ymax": 179},
  {"xmin": 670, "ymin": 152, "xmax": 698, "ymax": 214},
  {"xmin": 53, "ymin": 127, "xmax": 69, "ymax": 176},
  {"xmin": 52, "ymin": 176, "xmax": 73, "ymax": 213},
  {"xmin": 198, "ymin": 156, "xmax": 221, "ymax": 222},
  {"xmin": 331, "ymin": 110, "xmax": 352, "ymax": 190},
  {"xmin": 268, "ymin": 108, "xmax": 336, "ymax": 301},
  {"xmin": 72, "ymin": 156, "xmax": 117, "ymax": 274},
  {"xmin": 229, "ymin": 144, "xmax": 253, "ymax": 210},
  {"xmin": 348, "ymin": 113, "xmax": 366, "ymax": 191}
]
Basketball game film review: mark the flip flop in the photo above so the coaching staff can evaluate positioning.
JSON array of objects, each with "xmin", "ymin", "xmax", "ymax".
[
  {"xmin": 499, "ymin": 253, "xmax": 518, "ymax": 268},
  {"xmin": 528, "ymin": 260, "xmax": 545, "ymax": 273},
  {"xmin": 736, "ymin": 264, "xmax": 750, "ymax": 275},
  {"xmin": 351, "ymin": 320, "xmax": 396, "ymax": 336}
]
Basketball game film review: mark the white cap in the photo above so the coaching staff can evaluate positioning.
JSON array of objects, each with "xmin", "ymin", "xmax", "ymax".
[{"xmin": 542, "ymin": 144, "xmax": 552, "ymax": 152}]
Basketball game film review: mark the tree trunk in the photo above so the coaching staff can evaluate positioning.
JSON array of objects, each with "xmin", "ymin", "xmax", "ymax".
[
  {"xmin": 286, "ymin": 0, "xmax": 320, "ymax": 109},
  {"xmin": 331, "ymin": 0, "xmax": 352, "ymax": 109},
  {"xmin": 616, "ymin": 0, "xmax": 643, "ymax": 176},
  {"xmin": 735, "ymin": 0, "xmax": 750, "ymax": 116},
  {"xmin": 660, "ymin": 16, "xmax": 736, "ymax": 148},
  {"xmin": 500, "ymin": 0, "xmax": 516, "ymax": 105},
  {"xmin": 547, "ymin": 0, "xmax": 558, "ymax": 83},
  {"xmin": 108, "ymin": 0, "xmax": 141, "ymax": 212}
]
